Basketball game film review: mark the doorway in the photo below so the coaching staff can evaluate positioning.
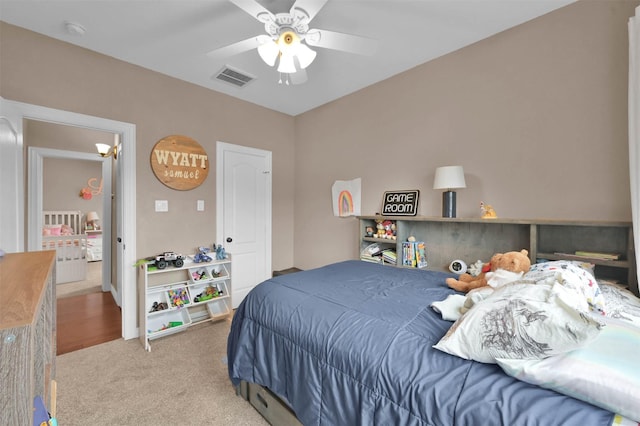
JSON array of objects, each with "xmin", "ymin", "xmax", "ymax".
[
  {"xmin": 1, "ymin": 98, "xmax": 138, "ymax": 340},
  {"xmin": 35, "ymin": 151, "xmax": 110, "ymax": 297}
]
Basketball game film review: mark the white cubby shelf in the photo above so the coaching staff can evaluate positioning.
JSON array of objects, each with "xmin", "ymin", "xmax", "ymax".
[{"xmin": 138, "ymin": 255, "xmax": 232, "ymax": 351}]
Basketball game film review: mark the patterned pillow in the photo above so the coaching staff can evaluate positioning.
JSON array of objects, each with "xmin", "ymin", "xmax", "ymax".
[
  {"xmin": 598, "ymin": 281, "xmax": 640, "ymax": 326},
  {"xmin": 433, "ymin": 281, "xmax": 603, "ymax": 364},
  {"xmin": 497, "ymin": 316, "xmax": 640, "ymax": 422},
  {"xmin": 526, "ymin": 261, "xmax": 605, "ymax": 315}
]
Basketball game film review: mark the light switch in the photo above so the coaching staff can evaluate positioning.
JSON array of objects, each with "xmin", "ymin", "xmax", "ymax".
[
  {"xmin": 155, "ymin": 200, "xmax": 168, "ymax": 212},
  {"xmin": 197, "ymin": 200, "xmax": 205, "ymax": 211}
]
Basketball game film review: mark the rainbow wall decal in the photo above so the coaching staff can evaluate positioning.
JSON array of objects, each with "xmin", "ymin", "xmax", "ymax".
[{"xmin": 338, "ymin": 190, "xmax": 354, "ymax": 216}]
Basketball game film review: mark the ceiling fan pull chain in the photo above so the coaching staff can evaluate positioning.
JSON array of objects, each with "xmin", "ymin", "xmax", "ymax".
[{"xmin": 278, "ymin": 73, "xmax": 283, "ymax": 84}]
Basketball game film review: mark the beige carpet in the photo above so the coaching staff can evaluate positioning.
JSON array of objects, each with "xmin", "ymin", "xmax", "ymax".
[
  {"xmin": 55, "ymin": 319, "xmax": 269, "ymax": 425},
  {"xmin": 57, "ymin": 261, "xmax": 103, "ymax": 299}
]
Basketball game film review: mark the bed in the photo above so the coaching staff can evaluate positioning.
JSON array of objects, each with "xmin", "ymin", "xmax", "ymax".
[
  {"xmin": 228, "ymin": 260, "xmax": 640, "ymax": 426},
  {"xmin": 86, "ymin": 230, "xmax": 103, "ymax": 262},
  {"xmin": 42, "ymin": 210, "xmax": 87, "ymax": 284}
]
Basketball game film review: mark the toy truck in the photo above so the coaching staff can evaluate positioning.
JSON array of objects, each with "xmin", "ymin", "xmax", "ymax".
[{"xmin": 155, "ymin": 251, "xmax": 185, "ymax": 269}]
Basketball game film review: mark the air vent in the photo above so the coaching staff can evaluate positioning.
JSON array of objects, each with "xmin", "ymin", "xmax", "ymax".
[{"xmin": 213, "ymin": 66, "xmax": 256, "ymax": 88}]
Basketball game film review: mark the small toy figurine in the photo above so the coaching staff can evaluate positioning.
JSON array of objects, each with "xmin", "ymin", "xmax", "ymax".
[
  {"xmin": 365, "ymin": 226, "xmax": 375, "ymax": 237},
  {"xmin": 154, "ymin": 252, "xmax": 185, "ymax": 269},
  {"xmin": 193, "ymin": 246, "xmax": 213, "ymax": 263},
  {"xmin": 214, "ymin": 244, "xmax": 226, "ymax": 260},
  {"xmin": 149, "ymin": 301, "xmax": 168, "ymax": 313},
  {"xmin": 480, "ymin": 201, "xmax": 498, "ymax": 219},
  {"xmin": 194, "ymin": 285, "xmax": 222, "ymax": 302}
]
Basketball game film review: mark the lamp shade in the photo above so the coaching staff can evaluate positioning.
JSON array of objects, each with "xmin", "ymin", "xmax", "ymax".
[
  {"xmin": 277, "ymin": 53, "xmax": 297, "ymax": 73},
  {"xmin": 96, "ymin": 143, "xmax": 111, "ymax": 156},
  {"xmin": 294, "ymin": 43, "xmax": 316, "ymax": 69},
  {"xmin": 86, "ymin": 211, "xmax": 99, "ymax": 222},
  {"xmin": 433, "ymin": 166, "xmax": 466, "ymax": 190},
  {"xmin": 257, "ymin": 39, "xmax": 279, "ymax": 66}
]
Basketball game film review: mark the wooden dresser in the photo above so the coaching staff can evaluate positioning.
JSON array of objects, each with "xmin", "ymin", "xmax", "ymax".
[{"xmin": 0, "ymin": 251, "xmax": 56, "ymax": 425}]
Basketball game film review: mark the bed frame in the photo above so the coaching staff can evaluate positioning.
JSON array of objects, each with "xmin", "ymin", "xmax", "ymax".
[
  {"xmin": 236, "ymin": 381, "xmax": 301, "ymax": 426},
  {"xmin": 42, "ymin": 210, "xmax": 87, "ymax": 284}
]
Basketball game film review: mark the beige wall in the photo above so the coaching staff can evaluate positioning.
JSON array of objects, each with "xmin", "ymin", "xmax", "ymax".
[
  {"xmin": 27, "ymin": 120, "xmax": 112, "ymax": 219},
  {"xmin": 293, "ymin": 0, "xmax": 639, "ymax": 270},
  {"xmin": 0, "ymin": 22, "xmax": 296, "ymax": 270},
  {"xmin": 1, "ymin": 0, "xmax": 638, "ymax": 273}
]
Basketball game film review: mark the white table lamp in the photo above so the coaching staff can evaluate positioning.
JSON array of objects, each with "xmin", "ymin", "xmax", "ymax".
[
  {"xmin": 433, "ymin": 166, "xmax": 466, "ymax": 218},
  {"xmin": 86, "ymin": 211, "xmax": 100, "ymax": 230}
]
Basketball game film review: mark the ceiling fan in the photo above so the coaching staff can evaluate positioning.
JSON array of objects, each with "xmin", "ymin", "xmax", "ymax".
[{"xmin": 206, "ymin": 0, "xmax": 377, "ymax": 84}]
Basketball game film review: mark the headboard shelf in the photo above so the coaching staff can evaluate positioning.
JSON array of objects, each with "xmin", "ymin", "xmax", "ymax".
[{"xmin": 357, "ymin": 216, "xmax": 637, "ymax": 296}]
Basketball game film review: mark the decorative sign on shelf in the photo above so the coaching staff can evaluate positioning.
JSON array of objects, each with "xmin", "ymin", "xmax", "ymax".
[
  {"xmin": 381, "ymin": 190, "xmax": 419, "ymax": 216},
  {"xmin": 150, "ymin": 135, "xmax": 209, "ymax": 190}
]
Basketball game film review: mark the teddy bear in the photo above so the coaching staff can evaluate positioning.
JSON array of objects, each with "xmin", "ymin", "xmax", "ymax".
[{"xmin": 445, "ymin": 249, "xmax": 531, "ymax": 293}]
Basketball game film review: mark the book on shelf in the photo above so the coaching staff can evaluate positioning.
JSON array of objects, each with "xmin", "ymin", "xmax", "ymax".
[
  {"xmin": 361, "ymin": 243, "xmax": 397, "ymax": 264},
  {"xmin": 402, "ymin": 241, "xmax": 427, "ymax": 268},
  {"xmin": 382, "ymin": 249, "xmax": 397, "ymax": 265},
  {"xmin": 573, "ymin": 251, "xmax": 620, "ymax": 260},
  {"xmin": 554, "ymin": 251, "xmax": 621, "ymax": 261}
]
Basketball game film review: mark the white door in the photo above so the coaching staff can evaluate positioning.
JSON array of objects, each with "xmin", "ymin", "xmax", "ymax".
[
  {"xmin": 216, "ymin": 142, "xmax": 272, "ymax": 308},
  {"xmin": 0, "ymin": 99, "xmax": 24, "ymax": 253}
]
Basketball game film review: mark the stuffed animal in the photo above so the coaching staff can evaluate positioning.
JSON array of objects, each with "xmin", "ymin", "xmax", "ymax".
[
  {"xmin": 446, "ymin": 249, "xmax": 531, "ymax": 293},
  {"xmin": 480, "ymin": 201, "xmax": 498, "ymax": 219}
]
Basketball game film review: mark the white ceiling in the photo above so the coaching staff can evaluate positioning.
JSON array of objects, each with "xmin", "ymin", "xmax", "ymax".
[{"xmin": 0, "ymin": 0, "xmax": 576, "ymax": 116}]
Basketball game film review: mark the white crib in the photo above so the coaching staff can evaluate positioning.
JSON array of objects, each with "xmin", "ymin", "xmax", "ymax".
[{"xmin": 42, "ymin": 210, "xmax": 87, "ymax": 284}]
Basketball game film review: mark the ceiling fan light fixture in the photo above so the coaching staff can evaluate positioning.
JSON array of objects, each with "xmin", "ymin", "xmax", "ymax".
[
  {"xmin": 295, "ymin": 42, "xmax": 316, "ymax": 69},
  {"xmin": 277, "ymin": 53, "xmax": 296, "ymax": 74},
  {"xmin": 257, "ymin": 39, "xmax": 279, "ymax": 66},
  {"xmin": 277, "ymin": 30, "xmax": 299, "ymax": 55}
]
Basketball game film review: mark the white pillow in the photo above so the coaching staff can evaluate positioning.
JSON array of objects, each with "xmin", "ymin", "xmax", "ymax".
[
  {"xmin": 433, "ymin": 281, "xmax": 603, "ymax": 364},
  {"xmin": 497, "ymin": 317, "xmax": 640, "ymax": 422}
]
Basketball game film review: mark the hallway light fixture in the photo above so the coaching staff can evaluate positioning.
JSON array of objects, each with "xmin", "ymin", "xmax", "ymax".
[
  {"xmin": 433, "ymin": 165, "xmax": 466, "ymax": 218},
  {"xmin": 96, "ymin": 143, "xmax": 117, "ymax": 159}
]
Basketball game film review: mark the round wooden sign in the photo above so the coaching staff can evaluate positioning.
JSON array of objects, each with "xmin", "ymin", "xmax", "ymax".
[{"xmin": 150, "ymin": 135, "xmax": 209, "ymax": 190}]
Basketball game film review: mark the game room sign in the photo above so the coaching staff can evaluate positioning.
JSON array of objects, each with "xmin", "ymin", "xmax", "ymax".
[
  {"xmin": 151, "ymin": 135, "xmax": 209, "ymax": 190},
  {"xmin": 381, "ymin": 190, "xmax": 419, "ymax": 216}
]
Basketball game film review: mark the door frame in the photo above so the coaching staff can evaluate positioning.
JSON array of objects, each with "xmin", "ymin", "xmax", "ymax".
[
  {"xmin": 2, "ymin": 98, "xmax": 138, "ymax": 340},
  {"xmin": 216, "ymin": 141, "xmax": 272, "ymax": 306},
  {"xmin": 28, "ymin": 147, "xmax": 113, "ymax": 294}
]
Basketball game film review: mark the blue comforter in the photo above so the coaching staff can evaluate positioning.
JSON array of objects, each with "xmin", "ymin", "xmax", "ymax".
[{"xmin": 228, "ymin": 260, "xmax": 615, "ymax": 425}]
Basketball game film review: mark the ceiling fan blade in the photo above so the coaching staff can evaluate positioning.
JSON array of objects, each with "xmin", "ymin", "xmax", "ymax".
[
  {"xmin": 290, "ymin": 0, "xmax": 328, "ymax": 23},
  {"xmin": 305, "ymin": 29, "xmax": 377, "ymax": 56},
  {"xmin": 206, "ymin": 35, "xmax": 268, "ymax": 59},
  {"xmin": 229, "ymin": 0, "xmax": 275, "ymax": 23}
]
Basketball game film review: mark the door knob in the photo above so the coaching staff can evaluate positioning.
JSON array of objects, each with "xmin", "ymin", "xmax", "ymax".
[{"xmin": 226, "ymin": 237, "xmax": 232, "ymax": 243}]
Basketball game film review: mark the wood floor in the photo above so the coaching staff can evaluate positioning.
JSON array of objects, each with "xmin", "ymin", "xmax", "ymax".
[{"xmin": 56, "ymin": 291, "xmax": 122, "ymax": 355}]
